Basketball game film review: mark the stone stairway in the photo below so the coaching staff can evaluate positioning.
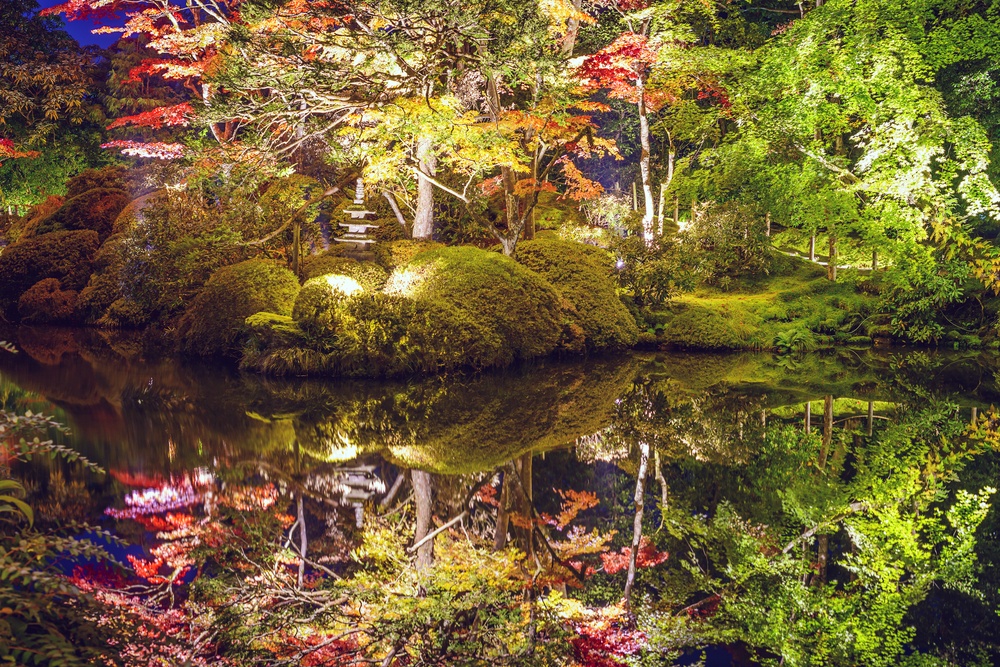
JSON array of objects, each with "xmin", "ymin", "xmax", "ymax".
[{"xmin": 334, "ymin": 178, "xmax": 379, "ymax": 250}]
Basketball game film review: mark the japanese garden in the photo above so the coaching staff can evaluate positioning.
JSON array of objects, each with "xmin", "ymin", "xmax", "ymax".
[{"xmin": 3, "ymin": 0, "xmax": 1000, "ymax": 664}]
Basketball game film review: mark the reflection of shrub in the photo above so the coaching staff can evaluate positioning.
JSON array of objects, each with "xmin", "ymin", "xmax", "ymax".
[
  {"xmin": 178, "ymin": 260, "xmax": 300, "ymax": 358},
  {"xmin": 373, "ymin": 239, "xmax": 442, "ymax": 270},
  {"xmin": 35, "ymin": 188, "xmax": 131, "ymax": 241},
  {"xmin": 17, "ymin": 279, "xmax": 78, "ymax": 324},
  {"xmin": 65, "ymin": 166, "xmax": 128, "ymax": 198},
  {"xmin": 680, "ymin": 201, "xmax": 771, "ymax": 288},
  {"xmin": 399, "ymin": 246, "xmax": 563, "ymax": 363},
  {"xmin": 516, "ymin": 239, "xmax": 638, "ymax": 351},
  {"xmin": 0, "ymin": 230, "xmax": 100, "ymax": 311}
]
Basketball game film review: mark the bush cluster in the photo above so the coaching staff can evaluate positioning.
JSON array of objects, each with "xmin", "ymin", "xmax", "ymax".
[
  {"xmin": 244, "ymin": 245, "xmax": 567, "ymax": 376},
  {"xmin": 0, "ymin": 230, "xmax": 100, "ymax": 313}
]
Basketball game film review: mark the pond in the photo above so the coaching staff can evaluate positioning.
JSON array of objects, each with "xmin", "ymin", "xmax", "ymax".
[{"xmin": 3, "ymin": 326, "xmax": 1000, "ymax": 666}]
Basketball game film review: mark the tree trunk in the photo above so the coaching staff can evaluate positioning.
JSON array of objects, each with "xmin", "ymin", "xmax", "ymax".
[
  {"xmin": 560, "ymin": 0, "xmax": 584, "ymax": 56},
  {"xmin": 413, "ymin": 136, "xmax": 436, "ymax": 240},
  {"xmin": 297, "ymin": 493, "xmax": 307, "ymax": 588},
  {"xmin": 623, "ymin": 441, "xmax": 650, "ymax": 607},
  {"xmin": 637, "ymin": 81, "xmax": 655, "ymax": 244},
  {"xmin": 827, "ymin": 236, "xmax": 837, "ymax": 281},
  {"xmin": 872, "ymin": 249, "xmax": 878, "ymax": 271},
  {"xmin": 804, "ymin": 401, "xmax": 811, "ymax": 434},
  {"xmin": 867, "ymin": 400, "xmax": 874, "ymax": 436},
  {"xmin": 411, "ymin": 470, "xmax": 434, "ymax": 570},
  {"xmin": 809, "ymin": 235, "xmax": 816, "ymax": 261},
  {"xmin": 493, "ymin": 470, "xmax": 512, "ymax": 551},
  {"xmin": 820, "ymin": 395, "xmax": 833, "ymax": 469}
]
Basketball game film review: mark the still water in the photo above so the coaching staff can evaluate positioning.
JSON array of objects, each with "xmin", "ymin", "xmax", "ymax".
[{"xmin": 4, "ymin": 326, "xmax": 1000, "ymax": 665}]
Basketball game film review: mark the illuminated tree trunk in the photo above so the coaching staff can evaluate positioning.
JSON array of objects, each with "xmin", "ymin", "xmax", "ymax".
[
  {"xmin": 412, "ymin": 470, "xmax": 434, "ymax": 570},
  {"xmin": 809, "ymin": 235, "xmax": 816, "ymax": 261},
  {"xmin": 804, "ymin": 401, "xmax": 811, "ymax": 434},
  {"xmin": 623, "ymin": 441, "xmax": 650, "ymax": 607},
  {"xmin": 637, "ymin": 80, "xmax": 655, "ymax": 244},
  {"xmin": 493, "ymin": 469, "xmax": 512, "ymax": 551},
  {"xmin": 560, "ymin": 0, "xmax": 584, "ymax": 56},
  {"xmin": 413, "ymin": 136, "xmax": 436, "ymax": 240}
]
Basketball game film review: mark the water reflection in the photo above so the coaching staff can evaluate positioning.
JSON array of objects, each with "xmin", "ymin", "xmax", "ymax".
[{"xmin": 3, "ymin": 327, "xmax": 1000, "ymax": 665}]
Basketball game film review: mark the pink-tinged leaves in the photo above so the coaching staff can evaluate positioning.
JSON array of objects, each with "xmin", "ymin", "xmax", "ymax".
[
  {"xmin": 599, "ymin": 537, "xmax": 668, "ymax": 574},
  {"xmin": 101, "ymin": 140, "xmax": 186, "ymax": 159}
]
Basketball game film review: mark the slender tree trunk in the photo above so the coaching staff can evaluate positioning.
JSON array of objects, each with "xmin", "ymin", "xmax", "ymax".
[
  {"xmin": 821, "ymin": 395, "xmax": 833, "ymax": 468},
  {"xmin": 297, "ymin": 494, "xmax": 308, "ymax": 588},
  {"xmin": 805, "ymin": 401, "xmax": 811, "ymax": 434},
  {"xmin": 382, "ymin": 191, "xmax": 408, "ymax": 232},
  {"xmin": 654, "ymin": 450, "xmax": 668, "ymax": 527},
  {"xmin": 867, "ymin": 401, "xmax": 874, "ymax": 437},
  {"xmin": 493, "ymin": 470, "xmax": 512, "ymax": 551},
  {"xmin": 412, "ymin": 470, "xmax": 434, "ymax": 570},
  {"xmin": 872, "ymin": 249, "xmax": 878, "ymax": 271},
  {"xmin": 657, "ymin": 184, "xmax": 666, "ymax": 235},
  {"xmin": 827, "ymin": 236, "xmax": 837, "ymax": 281},
  {"xmin": 809, "ymin": 235, "xmax": 816, "ymax": 261},
  {"xmin": 623, "ymin": 441, "xmax": 650, "ymax": 607},
  {"xmin": 637, "ymin": 82, "xmax": 655, "ymax": 243},
  {"xmin": 413, "ymin": 137, "xmax": 436, "ymax": 240}
]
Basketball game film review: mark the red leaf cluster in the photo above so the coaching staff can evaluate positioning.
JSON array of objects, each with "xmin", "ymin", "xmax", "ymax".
[
  {"xmin": 572, "ymin": 617, "xmax": 647, "ymax": 667},
  {"xmin": 599, "ymin": 537, "xmax": 668, "ymax": 574},
  {"xmin": 107, "ymin": 103, "xmax": 194, "ymax": 130}
]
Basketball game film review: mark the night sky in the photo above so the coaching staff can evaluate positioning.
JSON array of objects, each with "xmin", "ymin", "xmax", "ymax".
[{"xmin": 36, "ymin": 0, "xmax": 122, "ymax": 48}]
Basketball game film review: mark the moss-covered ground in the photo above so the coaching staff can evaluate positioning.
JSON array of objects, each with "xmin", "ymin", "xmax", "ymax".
[{"xmin": 643, "ymin": 253, "xmax": 879, "ymax": 352}]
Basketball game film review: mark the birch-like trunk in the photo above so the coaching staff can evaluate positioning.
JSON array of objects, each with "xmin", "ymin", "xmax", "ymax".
[
  {"xmin": 623, "ymin": 441, "xmax": 650, "ymax": 607},
  {"xmin": 637, "ymin": 81, "xmax": 655, "ymax": 243},
  {"xmin": 413, "ymin": 137, "xmax": 436, "ymax": 240},
  {"xmin": 412, "ymin": 470, "xmax": 434, "ymax": 570}
]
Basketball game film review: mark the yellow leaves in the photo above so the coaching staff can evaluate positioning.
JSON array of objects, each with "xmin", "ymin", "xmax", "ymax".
[{"xmin": 538, "ymin": 0, "xmax": 595, "ymax": 35}]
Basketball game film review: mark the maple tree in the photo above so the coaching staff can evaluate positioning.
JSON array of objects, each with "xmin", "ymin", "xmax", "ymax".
[{"xmin": 42, "ymin": 0, "xmax": 243, "ymax": 156}]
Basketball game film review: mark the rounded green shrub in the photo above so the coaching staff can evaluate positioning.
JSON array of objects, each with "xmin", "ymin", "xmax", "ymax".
[
  {"xmin": 292, "ymin": 275, "xmax": 359, "ymax": 343},
  {"xmin": 301, "ymin": 256, "xmax": 388, "ymax": 289},
  {"xmin": 177, "ymin": 260, "xmax": 301, "ymax": 358},
  {"xmin": 0, "ymin": 230, "xmax": 100, "ymax": 312},
  {"xmin": 17, "ymin": 278, "xmax": 78, "ymax": 324},
  {"xmin": 373, "ymin": 239, "xmax": 443, "ymax": 270},
  {"xmin": 35, "ymin": 188, "xmax": 131, "ymax": 241},
  {"xmin": 389, "ymin": 246, "xmax": 563, "ymax": 364},
  {"xmin": 516, "ymin": 238, "xmax": 639, "ymax": 351}
]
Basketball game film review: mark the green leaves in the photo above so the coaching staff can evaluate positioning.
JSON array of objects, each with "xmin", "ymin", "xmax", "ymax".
[{"xmin": 0, "ymin": 479, "xmax": 32, "ymax": 526}]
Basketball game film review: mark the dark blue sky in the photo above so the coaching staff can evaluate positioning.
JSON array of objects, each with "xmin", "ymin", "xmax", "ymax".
[{"xmin": 36, "ymin": 0, "xmax": 122, "ymax": 48}]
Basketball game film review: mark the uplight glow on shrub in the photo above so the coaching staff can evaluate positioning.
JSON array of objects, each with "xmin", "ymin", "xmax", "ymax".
[{"xmin": 325, "ymin": 274, "xmax": 364, "ymax": 296}]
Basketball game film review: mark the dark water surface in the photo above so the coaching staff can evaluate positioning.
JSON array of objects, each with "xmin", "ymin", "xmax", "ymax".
[{"xmin": 4, "ymin": 326, "xmax": 1000, "ymax": 665}]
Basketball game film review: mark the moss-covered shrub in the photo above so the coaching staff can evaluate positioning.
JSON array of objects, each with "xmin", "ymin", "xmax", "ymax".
[
  {"xmin": 178, "ymin": 260, "xmax": 301, "ymax": 358},
  {"xmin": 17, "ymin": 278, "xmax": 78, "ymax": 324},
  {"xmin": 4, "ymin": 195, "xmax": 64, "ymax": 244},
  {"xmin": 0, "ymin": 230, "xmax": 100, "ymax": 312},
  {"xmin": 292, "ymin": 275, "xmax": 358, "ymax": 343},
  {"xmin": 76, "ymin": 235, "xmax": 128, "ymax": 323},
  {"xmin": 35, "ymin": 188, "xmax": 131, "ymax": 241},
  {"xmin": 516, "ymin": 238, "xmax": 638, "ymax": 351},
  {"xmin": 112, "ymin": 190, "xmax": 163, "ymax": 236},
  {"xmin": 389, "ymin": 246, "xmax": 563, "ymax": 363},
  {"xmin": 373, "ymin": 239, "xmax": 443, "ymax": 270},
  {"xmin": 65, "ymin": 166, "xmax": 128, "ymax": 199},
  {"xmin": 301, "ymin": 256, "xmax": 388, "ymax": 288},
  {"xmin": 659, "ymin": 302, "xmax": 755, "ymax": 349}
]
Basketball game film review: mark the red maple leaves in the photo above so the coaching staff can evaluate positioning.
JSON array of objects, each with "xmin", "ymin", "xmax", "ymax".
[
  {"xmin": 599, "ymin": 536, "xmax": 669, "ymax": 574},
  {"xmin": 100, "ymin": 140, "xmax": 187, "ymax": 159},
  {"xmin": 0, "ymin": 138, "xmax": 40, "ymax": 164},
  {"xmin": 107, "ymin": 103, "xmax": 195, "ymax": 130}
]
